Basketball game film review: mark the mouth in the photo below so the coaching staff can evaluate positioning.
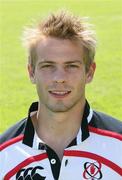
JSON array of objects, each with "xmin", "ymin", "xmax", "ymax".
[{"xmin": 49, "ymin": 90, "xmax": 71, "ymax": 98}]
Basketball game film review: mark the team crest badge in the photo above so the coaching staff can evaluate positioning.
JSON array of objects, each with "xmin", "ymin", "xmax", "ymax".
[{"xmin": 83, "ymin": 161, "xmax": 103, "ymax": 179}]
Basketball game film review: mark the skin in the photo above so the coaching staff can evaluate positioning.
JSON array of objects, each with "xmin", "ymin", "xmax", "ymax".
[{"xmin": 28, "ymin": 36, "xmax": 96, "ymax": 159}]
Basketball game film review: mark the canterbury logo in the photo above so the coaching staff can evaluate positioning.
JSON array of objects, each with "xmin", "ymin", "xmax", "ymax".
[{"xmin": 16, "ymin": 166, "xmax": 46, "ymax": 180}]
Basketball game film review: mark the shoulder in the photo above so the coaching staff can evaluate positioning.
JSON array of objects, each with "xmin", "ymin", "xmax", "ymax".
[
  {"xmin": 89, "ymin": 111, "xmax": 122, "ymax": 135},
  {"xmin": 0, "ymin": 118, "xmax": 27, "ymax": 145}
]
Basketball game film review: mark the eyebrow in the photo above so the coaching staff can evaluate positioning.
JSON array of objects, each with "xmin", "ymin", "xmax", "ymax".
[
  {"xmin": 38, "ymin": 60, "xmax": 82, "ymax": 65},
  {"xmin": 64, "ymin": 60, "xmax": 82, "ymax": 64}
]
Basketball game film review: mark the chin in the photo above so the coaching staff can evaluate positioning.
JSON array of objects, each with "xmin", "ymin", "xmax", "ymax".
[
  {"xmin": 48, "ymin": 106, "xmax": 69, "ymax": 112},
  {"xmin": 47, "ymin": 102, "xmax": 76, "ymax": 112}
]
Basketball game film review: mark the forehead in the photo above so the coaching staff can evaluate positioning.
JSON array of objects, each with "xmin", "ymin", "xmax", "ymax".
[{"xmin": 35, "ymin": 36, "xmax": 84, "ymax": 63}]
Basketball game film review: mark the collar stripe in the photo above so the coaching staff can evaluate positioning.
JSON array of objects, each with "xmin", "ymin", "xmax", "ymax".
[
  {"xmin": 0, "ymin": 135, "xmax": 23, "ymax": 151},
  {"xmin": 89, "ymin": 126, "xmax": 122, "ymax": 141}
]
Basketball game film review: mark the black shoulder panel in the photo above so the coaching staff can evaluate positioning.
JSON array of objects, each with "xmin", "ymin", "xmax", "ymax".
[
  {"xmin": 89, "ymin": 111, "xmax": 122, "ymax": 134},
  {"xmin": 0, "ymin": 118, "xmax": 27, "ymax": 145}
]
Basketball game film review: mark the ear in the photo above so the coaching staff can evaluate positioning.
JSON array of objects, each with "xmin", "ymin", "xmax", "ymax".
[
  {"xmin": 85, "ymin": 62, "xmax": 96, "ymax": 84},
  {"xmin": 27, "ymin": 64, "xmax": 36, "ymax": 84}
]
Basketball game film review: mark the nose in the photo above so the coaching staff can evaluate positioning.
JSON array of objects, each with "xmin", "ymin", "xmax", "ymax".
[{"xmin": 53, "ymin": 67, "xmax": 66, "ymax": 83}]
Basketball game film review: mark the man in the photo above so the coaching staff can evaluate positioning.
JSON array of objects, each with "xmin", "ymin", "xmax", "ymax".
[{"xmin": 0, "ymin": 11, "xmax": 122, "ymax": 180}]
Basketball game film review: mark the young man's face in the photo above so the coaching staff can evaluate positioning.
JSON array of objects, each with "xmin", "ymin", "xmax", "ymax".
[{"xmin": 28, "ymin": 36, "xmax": 95, "ymax": 112}]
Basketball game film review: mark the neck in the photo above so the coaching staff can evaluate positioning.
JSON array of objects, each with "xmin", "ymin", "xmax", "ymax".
[
  {"xmin": 37, "ymin": 99, "xmax": 85, "ymax": 134},
  {"xmin": 32, "ymin": 99, "xmax": 86, "ymax": 159}
]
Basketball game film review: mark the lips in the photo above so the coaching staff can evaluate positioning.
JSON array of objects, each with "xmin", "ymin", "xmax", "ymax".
[{"xmin": 49, "ymin": 90, "xmax": 71, "ymax": 98}]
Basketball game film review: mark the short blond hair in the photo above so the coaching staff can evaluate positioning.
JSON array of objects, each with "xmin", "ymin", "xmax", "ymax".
[{"xmin": 23, "ymin": 11, "xmax": 96, "ymax": 71}]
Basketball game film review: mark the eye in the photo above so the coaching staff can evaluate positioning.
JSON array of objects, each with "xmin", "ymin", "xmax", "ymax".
[
  {"xmin": 66, "ymin": 64, "xmax": 79, "ymax": 69},
  {"xmin": 41, "ymin": 64, "xmax": 54, "ymax": 69}
]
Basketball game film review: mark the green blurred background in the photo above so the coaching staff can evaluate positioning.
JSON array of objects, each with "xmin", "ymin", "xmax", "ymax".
[{"xmin": 0, "ymin": 0, "xmax": 122, "ymax": 132}]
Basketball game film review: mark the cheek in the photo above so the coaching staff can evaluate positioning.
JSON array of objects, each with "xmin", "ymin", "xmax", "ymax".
[
  {"xmin": 35, "ymin": 71, "xmax": 50, "ymax": 84},
  {"xmin": 72, "ymin": 72, "xmax": 86, "ymax": 84},
  {"xmin": 77, "ymin": 78, "xmax": 86, "ymax": 94},
  {"xmin": 35, "ymin": 74, "xmax": 52, "ymax": 94}
]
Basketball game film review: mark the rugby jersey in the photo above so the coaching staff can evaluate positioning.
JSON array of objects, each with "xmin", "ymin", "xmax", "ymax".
[{"xmin": 0, "ymin": 101, "xmax": 122, "ymax": 180}]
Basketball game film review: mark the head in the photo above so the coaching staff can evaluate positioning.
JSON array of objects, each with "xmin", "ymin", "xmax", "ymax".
[
  {"xmin": 23, "ymin": 11, "xmax": 96, "ymax": 72},
  {"xmin": 23, "ymin": 11, "xmax": 96, "ymax": 112}
]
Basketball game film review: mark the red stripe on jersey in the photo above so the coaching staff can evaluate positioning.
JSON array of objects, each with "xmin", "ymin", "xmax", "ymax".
[
  {"xmin": 4, "ymin": 153, "xmax": 48, "ymax": 179},
  {"xmin": 64, "ymin": 150, "xmax": 122, "ymax": 176},
  {"xmin": 0, "ymin": 134, "xmax": 24, "ymax": 151},
  {"xmin": 88, "ymin": 126, "xmax": 122, "ymax": 141}
]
